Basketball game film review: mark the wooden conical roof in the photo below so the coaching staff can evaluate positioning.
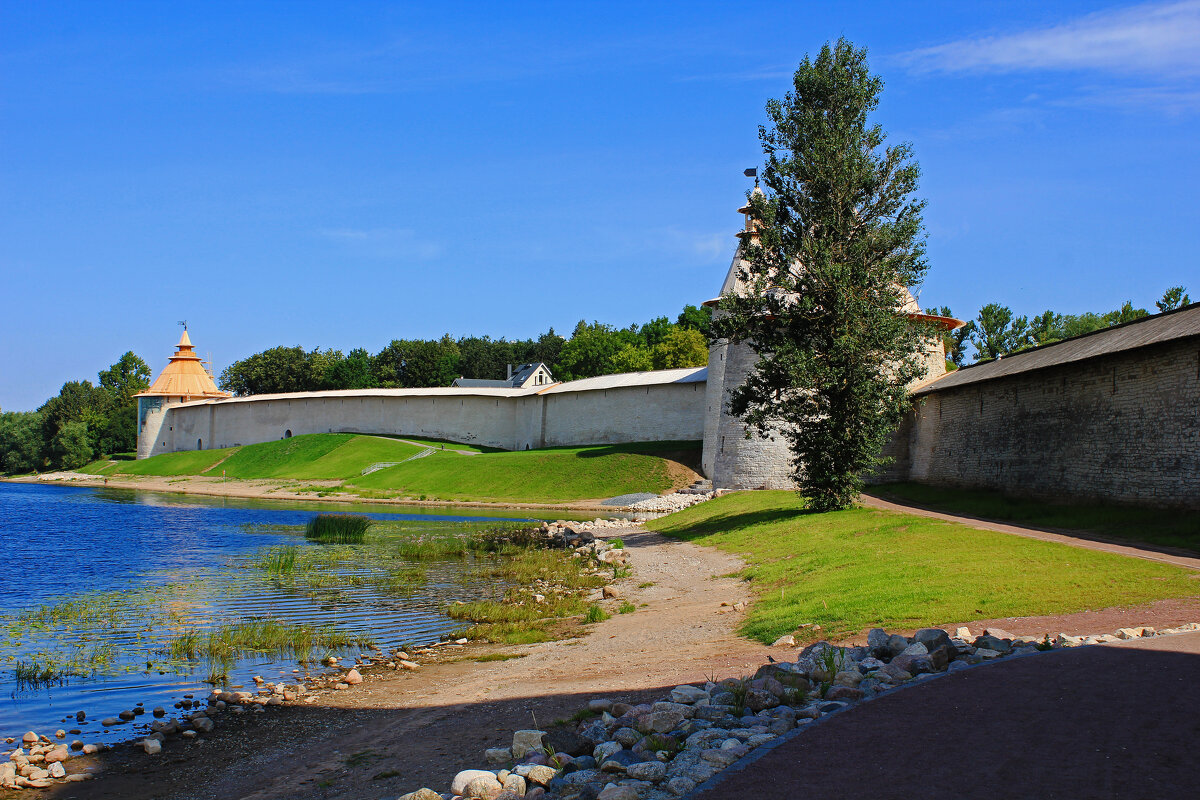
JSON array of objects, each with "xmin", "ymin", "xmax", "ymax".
[{"xmin": 136, "ymin": 330, "xmax": 231, "ymax": 400}]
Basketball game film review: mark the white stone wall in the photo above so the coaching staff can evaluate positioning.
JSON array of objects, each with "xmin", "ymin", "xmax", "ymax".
[
  {"xmin": 148, "ymin": 380, "xmax": 706, "ymax": 457},
  {"xmin": 706, "ymin": 340, "xmax": 797, "ymax": 490}
]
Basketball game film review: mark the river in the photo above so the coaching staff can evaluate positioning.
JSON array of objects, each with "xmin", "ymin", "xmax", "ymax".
[{"xmin": 0, "ymin": 482, "xmax": 580, "ymax": 744}]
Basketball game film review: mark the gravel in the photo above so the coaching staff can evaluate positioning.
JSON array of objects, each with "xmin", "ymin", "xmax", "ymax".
[{"xmin": 601, "ymin": 493, "xmax": 659, "ymax": 506}]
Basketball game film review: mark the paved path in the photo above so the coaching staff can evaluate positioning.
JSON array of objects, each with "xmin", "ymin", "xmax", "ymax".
[
  {"xmin": 859, "ymin": 492, "xmax": 1200, "ymax": 571},
  {"xmin": 692, "ymin": 631, "xmax": 1200, "ymax": 799}
]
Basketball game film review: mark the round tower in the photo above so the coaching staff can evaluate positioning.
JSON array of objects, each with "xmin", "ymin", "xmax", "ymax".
[{"xmin": 134, "ymin": 329, "xmax": 230, "ymax": 458}]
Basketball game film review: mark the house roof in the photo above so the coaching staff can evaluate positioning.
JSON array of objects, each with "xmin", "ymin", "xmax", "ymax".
[
  {"xmin": 537, "ymin": 367, "xmax": 706, "ymax": 395},
  {"xmin": 451, "ymin": 362, "xmax": 552, "ymax": 389},
  {"xmin": 136, "ymin": 331, "xmax": 231, "ymax": 400},
  {"xmin": 916, "ymin": 303, "xmax": 1200, "ymax": 395}
]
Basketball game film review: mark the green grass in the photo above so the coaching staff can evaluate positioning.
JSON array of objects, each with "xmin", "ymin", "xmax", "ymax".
[
  {"xmin": 646, "ymin": 491, "xmax": 1200, "ymax": 644},
  {"xmin": 583, "ymin": 604, "xmax": 610, "ymax": 623},
  {"xmin": 260, "ymin": 546, "xmax": 300, "ymax": 576},
  {"xmin": 871, "ymin": 482, "xmax": 1200, "ymax": 554},
  {"xmin": 101, "ymin": 433, "xmax": 697, "ymax": 504},
  {"xmin": 109, "ymin": 447, "xmax": 235, "ymax": 476},
  {"xmin": 201, "ymin": 434, "xmax": 424, "ymax": 480},
  {"xmin": 167, "ymin": 619, "xmax": 372, "ymax": 662},
  {"xmin": 306, "ymin": 514, "xmax": 372, "ymax": 543},
  {"xmin": 350, "ymin": 441, "xmax": 698, "ymax": 503},
  {"xmin": 395, "ymin": 437, "xmax": 497, "ymax": 454}
]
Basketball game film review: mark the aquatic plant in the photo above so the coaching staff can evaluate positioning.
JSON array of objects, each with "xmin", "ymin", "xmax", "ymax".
[
  {"xmin": 260, "ymin": 545, "xmax": 301, "ymax": 576},
  {"xmin": 167, "ymin": 619, "xmax": 373, "ymax": 663},
  {"xmin": 14, "ymin": 659, "xmax": 70, "ymax": 689},
  {"xmin": 306, "ymin": 514, "xmax": 373, "ymax": 543}
]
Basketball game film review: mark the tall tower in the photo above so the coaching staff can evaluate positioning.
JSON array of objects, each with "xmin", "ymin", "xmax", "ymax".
[
  {"xmin": 700, "ymin": 188, "xmax": 797, "ymax": 489},
  {"xmin": 134, "ymin": 329, "xmax": 230, "ymax": 458},
  {"xmin": 700, "ymin": 187, "xmax": 958, "ymax": 490}
]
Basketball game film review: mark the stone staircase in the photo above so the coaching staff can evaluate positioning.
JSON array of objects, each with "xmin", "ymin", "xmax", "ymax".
[{"xmin": 678, "ymin": 478, "xmax": 713, "ymax": 495}]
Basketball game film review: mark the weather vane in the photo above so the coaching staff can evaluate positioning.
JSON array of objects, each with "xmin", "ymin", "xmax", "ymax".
[
  {"xmin": 178, "ymin": 320, "xmax": 188, "ymax": 331},
  {"xmin": 744, "ymin": 167, "xmax": 759, "ymax": 187}
]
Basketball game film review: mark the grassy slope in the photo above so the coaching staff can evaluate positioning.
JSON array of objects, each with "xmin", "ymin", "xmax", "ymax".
[
  {"xmin": 872, "ymin": 482, "xmax": 1200, "ymax": 554},
  {"xmin": 349, "ymin": 441, "xmax": 694, "ymax": 503},
  {"xmin": 100, "ymin": 433, "xmax": 695, "ymax": 502},
  {"xmin": 646, "ymin": 491, "xmax": 1199, "ymax": 644},
  {"xmin": 110, "ymin": 448, "xmax": 236, "ymax": 476}
]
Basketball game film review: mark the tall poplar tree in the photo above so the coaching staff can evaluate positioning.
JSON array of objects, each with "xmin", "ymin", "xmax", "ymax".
[{"xmin": 713, "ymin": 39, "xmax": 934, "ymax": 511}]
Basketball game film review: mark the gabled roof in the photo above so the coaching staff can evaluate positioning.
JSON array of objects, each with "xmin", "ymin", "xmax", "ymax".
[
  {"xmin": 451, "ymin": 362, "xmax": 553, "ymax": 389},
  {"xmin": 136, "ymin": 331, "xmax": 231, "ymax": 400},
  {"xmin": 916, "ymin": 303, "xmax": 1200, "ymax": 395}
]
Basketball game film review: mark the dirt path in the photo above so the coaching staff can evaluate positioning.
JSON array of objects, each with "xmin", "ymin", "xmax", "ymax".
[
  {"xmin": 859, "ymin": 492, "xmax": 1200, "ymax": 571},
  {"xmin": 54, "ymin": 527, "xmax": 770, "ymax": 800}
]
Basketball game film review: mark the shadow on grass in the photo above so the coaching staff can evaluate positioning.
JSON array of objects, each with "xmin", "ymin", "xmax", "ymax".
[
  {"xmin": 655, "ymin": 506, "xmax": 819, "ymax": 540},
  {"xmin": 867, "ymin": 483, "xmax": 1200, "ymax": 559}
]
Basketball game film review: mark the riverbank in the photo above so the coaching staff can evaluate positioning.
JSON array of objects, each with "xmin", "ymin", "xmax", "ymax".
[
  {"xmin": 26, "ymin": 518, "xmax": 1200, "ymax": 800},
  {"xmin": 3, "ymin": 472, "xmax": 630, "ymax": 513}
]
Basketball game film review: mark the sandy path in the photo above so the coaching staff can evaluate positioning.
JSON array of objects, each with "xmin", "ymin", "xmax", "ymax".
[{"xmin": 63, "ymin": 527, "xmax": 770, "ymax": 800}]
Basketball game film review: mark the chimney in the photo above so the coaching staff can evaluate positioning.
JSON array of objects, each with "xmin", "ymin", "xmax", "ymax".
[{"xmin": 506, "ymin": 364, "xmax": 513, "ymax": 380}]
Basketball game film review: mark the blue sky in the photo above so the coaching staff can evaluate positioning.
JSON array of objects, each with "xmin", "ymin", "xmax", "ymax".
[{"xmin": 3, "ymin": 1, "xmax": 1197, "ymax": 411}]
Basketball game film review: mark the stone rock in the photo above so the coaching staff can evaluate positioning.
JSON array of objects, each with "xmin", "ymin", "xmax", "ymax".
[
  {"xmin": 914, "ymin": 628, "xmax": 954, "ymax": 653},
  {"xmin": 587, "ymin": 699, "xmax": 614, "ymax": 713},
  {"xmin": 974, "ymin": 634, "xmax": 1012, "ymax": 653},
  {"xmin": 512, "ymin": 729, "xmax": 546, "ymax": 760},
  {"xmin": 523, "ymin": 764, "xmax": 558, "ymax": 786},
  {"xmin": 142, "ymin": 738, "xmax": 162, "ymax": 755},
  {"xmin": 192, "ymin": 716, "xmax": 215, "ymax": 734},
  {"xmin": 771, "ymin": 634, "xmax": 796, "ymax": 647},
  {"xmin": 100, "ymin": 717, "xmax": 121, "ymax": 727},
  {"xmin": 452, "ymin": 770, "xmax": 500, "ymax": 796},
  {"xmin": 464, "ymin": 774, "xmax": 504, "ymax": 799},
  {"xmin": 398, "ymin": 790, "xmax": 442, "ymax": 800},
  {"xmin": 900, "ymin": 642, "xmax": 929, "ymax": 656},
  {"xmin": 602, "ymin": 586, "xmax": 620, "ymax": 599},
  {"xmin": 753, "ymin": 664, "xmax": 811, "ymax": 692},
  {"xmin": 21, "ymin": 733, "xmax": 37, "ymax": 744},
  {"xmin": 119, "ymin": 710, "xmax": 136, "ymax": 721},
  {"xmin": 886, "ymin": 634, "xmax": 910, "ymax": 656},
  {"xmin": 832, "ymin": 670, "xmax": 862, "ymax": 687},
  {"xmin": 667, "ymin": 776, "xmax": 697, "ymax": 796},
  {"xmin": 544, "ymin": 728, "xmax": 591, "ymax": 757},
  {"xmin": 47, "ymin": 762, "xmax": 66, "ymax": 779},
  {"xmin": 600, "ymin": 749, "xmax": 641, "ymax": 772},
  {"xmin": 343, "ymin": 669, "xmax": 363, "ymax": 685},
  {"xmin": 44, "ymin": 747, "xmax": 68, "ymax": 763},
  {"xmin": 502, "ymin": 773, "xmax": 527, "ymax": 795},
  {"xmin": 636, "ymin": 709, "xmax": 687, "ymax": 734},
  {"xmin": 669, "ymin": 684, "xmax": 709, "ymax": 704},
  {"xmin": 626, "ymin": 760, "xmax": 667, "ymax": 782},
  {"xmin": 928, "ymin": 644, "xmax": 955, "ymax": 671},
  {"xmin": 984, "ymin": 627, "xmax": 1018, "ymax": 640},
  {"xmin": 826, "ymin": 686, "xmax": 864, "ymax": 701},
  {"xmin": 153, "ymin": 707, "xmax": 166, "ymax": 718},
  {"xmin": 744, "ymin": 689, "xmax": 778, "ymax": 712},
  {"xmin": 1056, "ymin": 633, "xmax": 1084, "ymax": 646},
  {"xmin": 69, "ymin": 740, "xmax": 83, "ymax": 752},
  {"xmin": 975, "ymin": 648, "xmax": 1002, "ymax": 659},
  {"xmin": 485, "ymin": 747, "xmax": 512, "ymax": 765},
  {"xmin": 597, "ymin": 786, "xmax": 639, "ymax": 800}
]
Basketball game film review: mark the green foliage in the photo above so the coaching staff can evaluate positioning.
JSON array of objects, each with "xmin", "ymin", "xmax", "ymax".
[
  {"xmin": 610, "ymin": 343, "xmax": 653, "ymax": 373},
  {"xmin": 305, "ymin": 514, "xmax": 372, "ymax": 543},
  {"xmin": 713, "ymin": 39, "xmax": 932, "ymax": 511},
  {"xmin": 1156, "ymin": 285, "xmax": 1191, "ymax": 313},
  {"xmin": 583, "ymin": 605, "xmax": 610, "ymax": 623},
  {"xmin": 50, "ymin": 420, "xmax": 93, "ymax": 470},
  {"xmin": 617, "ymin": 601, "xmax": 636, "ymax": 614},
  {"xmin": 97, "ymin": 351, "xmax": 151, "ymax": 406},
  {"xmin": 0, "ymin": 411, "xmax": 44, "ymax": 473},
  {"xmin": 676, "ymin": 304, "xmax": 713, "ymax": 337},
  {"xmin": 556, "ymin": 322, "xmax": 625, "ymax": 381},
  {"xmin": 651, "ymin": 327, "xmax": 708, "ymax": 370},
  {"xmin": 646, "ymin": 491, "xmax": 1199, "ymax": 644},
  {"xmin": 218, "ymin": 345, "xmax": 341, "ymax": 396}
]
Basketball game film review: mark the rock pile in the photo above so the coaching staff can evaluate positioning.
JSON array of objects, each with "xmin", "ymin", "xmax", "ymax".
[
  {"xmin": 398, "ymin": 621, "xmax": 1200, "ymax": 800},
  {"xmin": 2, "ymin": 732, "xmax": 101, "ymax": 789},
  {"xmin": 622, "ymin": 493, "xmax": 712, "ymax": 513}
]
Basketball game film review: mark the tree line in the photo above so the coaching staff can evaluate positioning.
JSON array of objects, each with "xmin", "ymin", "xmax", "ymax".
[
  {"xmin": 217, "ymin": 304, "xmax": 712, "ymax": 396},
  {"xmin": 931, "ymin": 285, "xmax": 1190, "ymax": 367},
  {"xmin": 0, "ymin": 352, "xmax": 151, "ymax": 473}
]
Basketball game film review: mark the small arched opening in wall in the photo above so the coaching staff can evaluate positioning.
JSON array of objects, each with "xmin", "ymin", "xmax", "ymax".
[
  {"xmin": 197, "ymin": 438, "xmax": 203, "ymax": 450},
  {"xmin": 284, "ymin": 430, "xmax": 293, "ymax": 439}
]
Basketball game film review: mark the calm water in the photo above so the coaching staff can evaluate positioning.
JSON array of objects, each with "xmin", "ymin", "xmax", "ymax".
[{"xmin": 0, "ymin": 482, "xmax": 574, "ymax": 744}]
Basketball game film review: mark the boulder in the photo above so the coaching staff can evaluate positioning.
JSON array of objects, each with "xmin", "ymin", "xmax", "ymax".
[
  {"xmin": 597, "ymin": 785, "xmax": 640, "ymax": 800},
  {"xmin": 636, "ymin": 709, "xmax": 687, "ymax": 734},
  {"xmin": 669, "ymin": 685, "xmax": 709, "ymax": 704},
  {"xmin": 886, "ymin": 634, "xmax": 910, "ymax": 657},
  {"xmin": 43, "ymin": 747, "xmax": 69, "ymax": 764},
  {"xmin": 973, "ymin": 634, "xmax": 1012, "ymax": 653},
  {"xmin": 343, "ymin": 669, "xmax": 363, "ymax": 685},
  {"xmin": 928, "ymin": 644, "xmax": 955, "ymax": 671},
  {"xmin": 452, "ymin": 770, "xmax": 499, "ymax": 796},
  {"xmin": 485, "ymin": 747, "xmax": 512, "ymax": 765},
  {"xmin": 142, "ymin": 739, "xmax": 162, "ymax": 755},
  {"xmin": 191, "ymin": 716, "xmax": 214, "ymax": 734},
  {"xmin": 544, "ymin": 728, "xmax": 591, "ymax": 757},
  {"xmin": 914, "ymin": 628, "xmax": 954, "ymax": 653},
  {"xmin": 771, "ymin": 634, "xmax": 796, "ymax": 647},
  {"xmin": 753, "ymin": 664, "xmax": 811, "ymax": 691},
  {"xmin": 523, "ymin": 764, "xmax": 558, "ymax": 786},
  {"xmin": 511, "ymin": 729, "xmax": 546, "ymax": 760},
  {"xmin": 900, "ymin": 642, "xmax": 929, "ymax": 657},
  {"xmin": 47, "ymin": 762, "xmax": 66, "ymax": 779},
  {"xmin": 464, "ymin": 774, "xmax": 504, "ymax": 799},
  {"xmin": 826, "ymin": 686, "xmax": 864, "ymax": 701},
  {"xmin": 398, "ymin": 790, "xmax": 442, "ymax": 800}
]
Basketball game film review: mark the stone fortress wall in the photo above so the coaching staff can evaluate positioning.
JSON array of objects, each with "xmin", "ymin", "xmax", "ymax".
[
  {"xmin": 887, "ymin": 324, "xmax": 1200, "ymax": 509},
  {"xmin": 145, "ymin": 370, "xmax": 708, "ymax": 457}
]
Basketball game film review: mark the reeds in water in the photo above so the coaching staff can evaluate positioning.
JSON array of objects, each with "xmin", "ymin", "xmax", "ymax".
[
  {"xmin": 260, "ymin": 545, "xmax": 300, "ymax": 576},
  {"xmin": 305, "ymin": 514, "xmax": 372, "ymax": 543},
  {"xmin": 167, "ymin": 619, "xmax": 373, "ymax": 663}
]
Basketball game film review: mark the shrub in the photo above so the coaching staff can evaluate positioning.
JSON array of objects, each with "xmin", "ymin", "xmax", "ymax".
[{"xmin": 305, "ymin": 514, "xmax": 372, "ymax": 543}]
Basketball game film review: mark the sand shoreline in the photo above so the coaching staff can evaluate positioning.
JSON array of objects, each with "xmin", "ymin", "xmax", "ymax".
[{"xmin": 3, "ymin": 473, "xmax": 625, "ymax": 514}]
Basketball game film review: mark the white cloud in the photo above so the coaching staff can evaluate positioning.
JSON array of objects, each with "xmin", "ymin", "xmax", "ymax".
[{"xmin": 901, "ymin": 1, "xmax": 1200, "ymax": 76}]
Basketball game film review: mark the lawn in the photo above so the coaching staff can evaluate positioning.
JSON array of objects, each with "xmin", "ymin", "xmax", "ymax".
[
  {"xmin": 348, "ymin": 441, "xmax": 697, "ymax": 503},
  {"xmin": 197, "ymin": 434, "xmax": 424, "ymax": 480},
  {"xmin": 870, "ymin": 482, "xmax": 1200, "ymax": 554},
  {"xmin": 108, "ymin": 448, "xmax": 236, "ymax": 476},
  {"xmin": 646, "ymin": 491, "xmax": 1200, "ymax": 644}
]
